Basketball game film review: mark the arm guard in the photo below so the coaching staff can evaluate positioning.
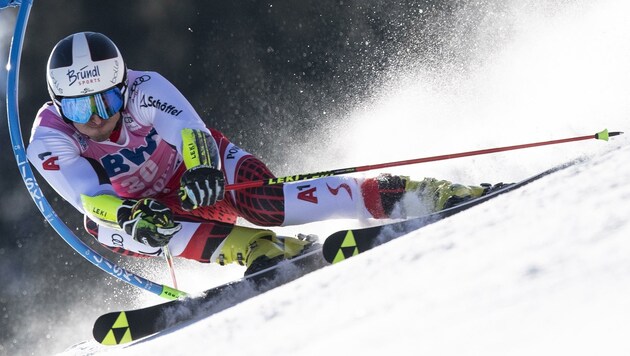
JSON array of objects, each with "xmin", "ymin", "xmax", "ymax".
[
  {"xmin": 181, "ymin": 128, "xmax": 220, "ymax": 170},
  {"xmin": 80, "ymin": 194, "xmax": 124, "ymax": 228}
]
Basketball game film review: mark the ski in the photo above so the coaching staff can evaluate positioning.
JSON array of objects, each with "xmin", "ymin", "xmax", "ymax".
[
  {"xmin": 92, "ymin": 248, "xmax": 327, "ymax": 345},
  {"xmin": 322, "ymin": 160, "xmax": 581, "ymax": 264}
]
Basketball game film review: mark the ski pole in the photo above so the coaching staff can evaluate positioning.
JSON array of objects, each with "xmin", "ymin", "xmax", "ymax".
[
  {"xmin": 163, "ymin": 246, "xmax": 179, "ymax": 289},
  {"xmin": 226, "ymin": 129, "xmax": 623, "ymax": 191}
]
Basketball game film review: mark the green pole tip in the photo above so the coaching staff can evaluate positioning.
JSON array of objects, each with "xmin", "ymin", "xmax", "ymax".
[
  {"xmin": 595, "ymin": 129, "xmax": 609, "ymax": 141},
  {"xmin": 160, "ymin": 285, "xmax": 188, "ymax": 300}
]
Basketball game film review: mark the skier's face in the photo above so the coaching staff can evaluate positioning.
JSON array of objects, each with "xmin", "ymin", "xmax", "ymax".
[{"xmin": 73, "ymin": 112, "xmax": 121, "ymax": 142}]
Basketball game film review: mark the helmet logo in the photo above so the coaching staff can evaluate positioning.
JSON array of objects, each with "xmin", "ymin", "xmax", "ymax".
[
  {"xmin": 66, "ymin": 65, "xmax": 101, "ymax": 87},
  {"xmin": 110, "ymin": 60, "xmax": 120, "ymax": 85},
  {"xmin": 49, "ymin": 74, "xmax": 63, "ymax": 94}
]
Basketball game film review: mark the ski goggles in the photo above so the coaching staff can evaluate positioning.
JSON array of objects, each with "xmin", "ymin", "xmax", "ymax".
[{"xmin": 60, "ymin": 87, "xmax": 124, "ymax": 124}]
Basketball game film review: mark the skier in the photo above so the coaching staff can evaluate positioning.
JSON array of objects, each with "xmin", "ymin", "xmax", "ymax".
[{"xmin": 28, "ymin": 32, "xmax": 502, "ymax": 274}]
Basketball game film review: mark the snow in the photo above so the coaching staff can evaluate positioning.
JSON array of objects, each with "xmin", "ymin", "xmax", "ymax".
[
  {"xmin": 62, "ymin": 141, "xmax": 630, "ymax": 356},
  {"xmin": 53, "ymin": 0, "xmax": 630, "ymax": 355}
]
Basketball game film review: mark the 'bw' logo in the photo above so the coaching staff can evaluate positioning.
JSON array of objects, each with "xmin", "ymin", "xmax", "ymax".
[{"xmin": 101, "ymin": 128, "xmax": 158, "ymax": 176}]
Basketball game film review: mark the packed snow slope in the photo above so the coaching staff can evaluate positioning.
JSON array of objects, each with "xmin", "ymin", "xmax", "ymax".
[
  {"xmin": 68, "ymin": 136, "xmax": 629, "ymax": 356},
  {"xmin": 47, "ymin": 0, "xmax": 630, "ymax": 354}
]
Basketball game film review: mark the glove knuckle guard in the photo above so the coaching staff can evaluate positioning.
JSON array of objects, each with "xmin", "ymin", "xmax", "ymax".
[
  {"xmin": 117, "ymin": 198, "xmax": 179, "ymax": 247},
  {"xmin": 179, "ymin": 165, "xmax": 225, "ymax": 209}
]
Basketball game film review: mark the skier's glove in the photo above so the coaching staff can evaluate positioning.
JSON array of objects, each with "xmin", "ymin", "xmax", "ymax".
[
  {"xmin": 117, "ymin": 198, "xmax": 182, "ymax": 247},
  {"xmin": 178, "ymin": 165, "xmax": 225, "ymax": 210}
]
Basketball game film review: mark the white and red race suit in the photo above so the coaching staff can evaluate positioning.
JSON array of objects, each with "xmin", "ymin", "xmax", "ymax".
[{"xmin": 27, "ymin": 70, "xmax": 401, "ymax": 262}]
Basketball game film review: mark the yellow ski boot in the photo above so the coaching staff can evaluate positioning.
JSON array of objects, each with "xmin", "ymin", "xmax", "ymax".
[
  {"xmin": 406, "ymin": 177, "xmax": 486, "ymax": 211},
  {"xmin": 210, "ymin": 226, "xmax": 318, "ymax": 275},
  {"xmin": 363, "ymin": 173, "xmax": 509, "ymax": 218}
]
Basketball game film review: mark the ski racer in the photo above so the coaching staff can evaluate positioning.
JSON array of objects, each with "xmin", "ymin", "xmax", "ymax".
[{"xmin": 28, "ymin": 32, "xmax": 503, "ymax": 274}]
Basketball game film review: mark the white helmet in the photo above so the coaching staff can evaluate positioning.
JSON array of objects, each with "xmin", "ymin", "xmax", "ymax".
[{"xmin": 46, "ymin": 32, "xmax": 128, "ymax": 123}]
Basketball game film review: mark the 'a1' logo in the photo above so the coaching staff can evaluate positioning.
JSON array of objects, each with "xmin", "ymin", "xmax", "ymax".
[{"xmin": 297, "ymin": 185, "xmax": 318, "ymax": 204}]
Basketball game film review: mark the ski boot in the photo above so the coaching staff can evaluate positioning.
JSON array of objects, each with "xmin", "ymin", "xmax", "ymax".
[
  {"xmin": 210, "ymin": 226, "xmax": 319, "ymax": 275},
  {"xmin": 365, "ymin": 174, "xmax": 511, "ymax": 216},
  {"xmin": 408, "ymin": 178, "xmax": 514, "ymax": 210}
]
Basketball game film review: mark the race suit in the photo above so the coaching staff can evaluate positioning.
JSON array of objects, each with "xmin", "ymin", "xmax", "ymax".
[{"xmin": 27, "ymin": 70, "xmax": 400, "ymax": 262}]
